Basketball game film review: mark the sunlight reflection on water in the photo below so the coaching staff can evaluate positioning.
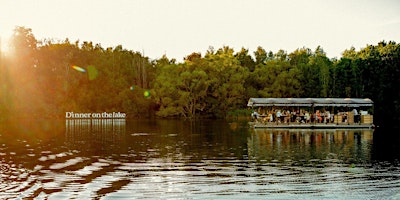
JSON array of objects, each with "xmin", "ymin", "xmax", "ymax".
[{"xmin": 0, "ymin": 119, "xmax": 399, "ymax": 199}]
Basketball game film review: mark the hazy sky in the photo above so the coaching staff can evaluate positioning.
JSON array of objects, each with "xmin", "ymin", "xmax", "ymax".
[{"xmin": 1, "ymin": 0, "xmax": 399, "ymax": 61}]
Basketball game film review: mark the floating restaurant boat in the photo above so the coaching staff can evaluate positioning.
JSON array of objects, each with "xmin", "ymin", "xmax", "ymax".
[{"xmin": 247, "ymin": 98, "xmax": 374, "ymax": 129}]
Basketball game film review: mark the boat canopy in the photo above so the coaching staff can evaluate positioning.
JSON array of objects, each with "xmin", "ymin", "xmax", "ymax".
[{"xmin": 247, "ymin": 98, "xmax": 373, "ymax": 107}]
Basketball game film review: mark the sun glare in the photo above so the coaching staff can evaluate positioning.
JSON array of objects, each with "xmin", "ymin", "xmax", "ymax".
[{"xmin": 0, "ymin": 35, "xmax": 11, "ymax": 56}]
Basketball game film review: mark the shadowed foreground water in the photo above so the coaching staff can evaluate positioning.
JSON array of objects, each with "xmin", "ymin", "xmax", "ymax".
[{"xmin": 0, "ymin": 119, "xmax": 399, "ymax": 199}]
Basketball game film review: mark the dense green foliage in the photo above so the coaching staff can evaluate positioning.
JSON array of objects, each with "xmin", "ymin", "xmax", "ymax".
[{"xmin": 1, "ymin": 26, "xmax": 399, "ymax": 126}]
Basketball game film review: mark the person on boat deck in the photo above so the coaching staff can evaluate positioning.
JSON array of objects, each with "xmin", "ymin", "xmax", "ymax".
[
  {"xmin": 352, "ymin": 109, "xmax": 360, "ymax": 123},
  {"xmin": 291, "ymin": 110, "xmax": 297, "ymax": 122},
  {"xmin": 268, "ymin": 112, "xmax": 274, "ymax": 122},
  {"xmin": 314, "ymin": 111, "xmax": 318, "ymax": 122},
  {"xmin": 251, "ymin": 111, "xmax": 260, "ymax": 121},
  {"xmin": 305, "ymin": 111, "xmax": 310, "ymax": 123},
  {"xmin": 316, "ymin": 110, "xmax": 322, "ymax": 123},
  {"xmin": 325, "ymin": 111, "xmax": 331, "ymax": 123},
  {"xmin": 276, "ymin": 110, "xmax": 282, "ymax": 122},
  {"xmin": 285, "ymin": 110, "xmax": 291, "ymax": 123}
]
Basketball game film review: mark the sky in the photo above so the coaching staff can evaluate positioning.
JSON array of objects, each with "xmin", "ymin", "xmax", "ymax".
[{"xmin": 1, "ymin": 0, "xmax": 400, "ymax": 61}]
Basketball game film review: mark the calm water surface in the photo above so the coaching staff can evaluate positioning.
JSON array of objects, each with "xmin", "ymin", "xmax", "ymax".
[{"xmin": 0, "ymin": 119, "xmax": 399, "ymax": 199}]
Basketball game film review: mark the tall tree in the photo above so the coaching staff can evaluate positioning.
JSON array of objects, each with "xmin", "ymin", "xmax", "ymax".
[
  {"xmin": 235, "ymin": 47, "xmax": 255, "ymax": 72},
  {"xmin": 204, "ymin": 46, "xmax": 249, "ymax": 117}
]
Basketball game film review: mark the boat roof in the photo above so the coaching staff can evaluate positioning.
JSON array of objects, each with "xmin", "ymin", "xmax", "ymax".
[{"xmin": 247, "ymin": 98, "xmax": 373, "ymax": 107}]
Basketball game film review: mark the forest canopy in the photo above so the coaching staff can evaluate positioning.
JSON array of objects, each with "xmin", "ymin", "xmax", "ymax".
[{"xmin": 1, "ymin": 26, "xmax": 399, "ymax": 126}]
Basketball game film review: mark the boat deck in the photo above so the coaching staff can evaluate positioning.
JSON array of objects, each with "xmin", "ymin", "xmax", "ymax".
[{"xmin": 249, "ymin": 122, "xmax": 374, "ymax": 129}]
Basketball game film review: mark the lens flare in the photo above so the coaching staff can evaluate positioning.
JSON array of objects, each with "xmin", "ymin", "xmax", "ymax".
[
  {"xmin": 87, "ymin": 65, "xmax": 98, "ymax": 80},
  {"xmin": 71, "ymin": 65, "xmax": 86, "ymax": 73},
  {"xmin": 130, "ymin": 85, "xmax": 135, "ymax": 91},
  {"xmin": 144, "ymin": 90, "xmax": 150, "ymax": 98}
]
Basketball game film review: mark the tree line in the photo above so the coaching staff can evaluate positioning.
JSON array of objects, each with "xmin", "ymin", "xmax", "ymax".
[{"xmin": 0, "ymin": 26, "xmax": 399, "ymax": 126}]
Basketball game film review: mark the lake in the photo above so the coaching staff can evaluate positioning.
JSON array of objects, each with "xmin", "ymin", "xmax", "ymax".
[{"xmin": 0, "ymin": 119, "xmax": 399, "ymax": 199}]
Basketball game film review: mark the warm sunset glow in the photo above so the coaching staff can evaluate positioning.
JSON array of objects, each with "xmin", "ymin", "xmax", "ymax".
[
  {"xmin": 0, "ymin": 35, "xmax": 11, "ymax": 56},
  {"xmin": 1, "ymin": 1, "xmax": 399, "ymax": 61}
]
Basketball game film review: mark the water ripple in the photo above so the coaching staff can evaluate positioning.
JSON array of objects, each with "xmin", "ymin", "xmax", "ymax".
[{"xmin": 1, "ymin": 121, "xmax": 400, "ymax": 199}]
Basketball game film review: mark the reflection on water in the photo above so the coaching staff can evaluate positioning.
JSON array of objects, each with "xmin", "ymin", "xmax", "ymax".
[
  {"xmin": 249, "ymin": 129, "xmax": 373, "ymax": 165},
  {"xmin": 65, "ymin": 119, "xmax": 127, "ymax": 157},
  {"xmin": 66, "ymin": 119, "xmax": 126, "ymax": 135},
  {"xmin": 66, "ymin": 119, "xmax": 125, "ymax": 147},
  {"xmin": 0, "ymin": 119, "xmax": 399, "ymax": 199}
]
